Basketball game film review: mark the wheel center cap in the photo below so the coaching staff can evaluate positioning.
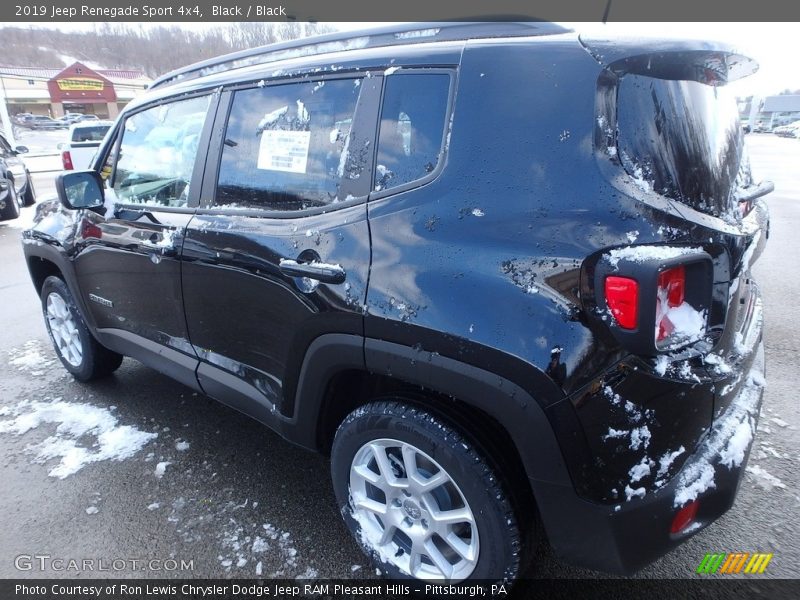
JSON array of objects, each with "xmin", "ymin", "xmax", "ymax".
[{"xmin": 402, "ymin": 499, "xmax": 421, "ymax": 520}]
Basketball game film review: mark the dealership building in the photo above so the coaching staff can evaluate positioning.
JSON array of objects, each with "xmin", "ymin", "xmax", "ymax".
[{"xmin": 0, "ymin": 62, "xmax": 150, "ymax": 119}]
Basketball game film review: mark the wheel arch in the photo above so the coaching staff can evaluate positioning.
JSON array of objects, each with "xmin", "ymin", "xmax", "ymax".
[
  {"xmin": 27, "ymin": 254, "xmax": 63, "ymax": 296},
  {"xmin": 287, "ymin": 334, "xmax": 574, "ymax": 490}
]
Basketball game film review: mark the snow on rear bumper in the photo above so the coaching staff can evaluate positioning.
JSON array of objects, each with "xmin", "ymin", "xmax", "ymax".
[
  {"xmin": 532, "ymin": 341, "xmax": 765, "ymax": 574},
  {"xmin": 672, "ymin": 341, "xmax": 765, "ymax": 508}
]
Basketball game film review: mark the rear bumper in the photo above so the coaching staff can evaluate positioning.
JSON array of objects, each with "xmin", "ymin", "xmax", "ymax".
[{"xmin": 533, "ymin": 341, "xmax": 765, "ymax": 574}]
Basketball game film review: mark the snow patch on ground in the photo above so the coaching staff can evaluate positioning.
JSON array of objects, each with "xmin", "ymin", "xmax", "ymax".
[
  {"xmin": 746, "ymin": 465, "xmax": 787, "ymax": 491},
  {"xmin": 8, "ymin": 340, "xmax": 58, "ymax": 377},
  {"xmin": 0, "ymin": 397, "xmax": 158, "ymax": 478},
  {"xmin": 154, "ymin": 461, "xmax": 171, "ymax": 478}
]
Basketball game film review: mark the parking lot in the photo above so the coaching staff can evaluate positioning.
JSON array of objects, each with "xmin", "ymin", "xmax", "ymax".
[{"xmin": 0, "ymin": 133, "xmax": 797, "ymax": 581}]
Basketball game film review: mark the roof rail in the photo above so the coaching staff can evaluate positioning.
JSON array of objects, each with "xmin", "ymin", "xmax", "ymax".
[{"xmin": 149, "ymin": 21, "xmax": 570, "ymax": 90}]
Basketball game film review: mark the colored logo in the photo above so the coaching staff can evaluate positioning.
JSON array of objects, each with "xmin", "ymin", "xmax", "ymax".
[
  {"xmin": 697, "ymin": 552, "xmax": 773, "ymax": 574},
  {"xmin": 57, "ymin": 78, "xmax": 104, "ymax": 91}
]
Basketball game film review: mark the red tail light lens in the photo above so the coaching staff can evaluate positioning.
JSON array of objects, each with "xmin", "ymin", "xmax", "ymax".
[
  {"xmin": 605, "ymin": 276, "xmax": 639, "ymax": 329},
  {"xmin": 656, "ymin": 265, "xmax": 685, "ymax": 342},
  {"xmin": 656, "ymin": 264, "xmax": 707, "ymax": 349},
  {"xmin": 61, "ymin": 150, "xmax": 74, "ymax": 170},
  {"xmin": 671, "ymin": 499, "xmax": 700, "ymax": 534}
]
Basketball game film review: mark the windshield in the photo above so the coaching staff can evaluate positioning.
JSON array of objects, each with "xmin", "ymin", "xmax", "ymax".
[{"xmin": 617, "ymin": 75, "xmax": 745, "ymax": 218}]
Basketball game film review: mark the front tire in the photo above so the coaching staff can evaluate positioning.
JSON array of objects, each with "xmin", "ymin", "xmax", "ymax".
[
  {"xmin": 331, "ymin": 401, "xmax": 522, "ymax": 583},
  {"xmin": 41, "ymin": 276, "xmax": 123, "ymax": 381}
]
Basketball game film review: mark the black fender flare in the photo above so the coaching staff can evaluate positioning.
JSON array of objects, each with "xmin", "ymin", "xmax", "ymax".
[
  {"xmin": 287, "ymin": 334, "xmax": 573, "ymax": 488},
  {"xmin": 23, "ymin": 243, "xmax": 98, "ymax": 333}
]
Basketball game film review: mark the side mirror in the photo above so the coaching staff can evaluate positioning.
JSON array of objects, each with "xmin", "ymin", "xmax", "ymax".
[
  {"xmin": 55, "ymin": 170, "xmax": 105, "ymax": 211},
  {"xmin": 14, "ymin": 145, "xmax": 29, "ymax": 154}
]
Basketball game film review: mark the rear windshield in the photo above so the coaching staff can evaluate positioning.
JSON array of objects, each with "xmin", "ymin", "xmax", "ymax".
[
  {"xmin": 72, "ymin": 125, "xmax": 110, "ymax": 143},
  {"xmin": 617, "ymin": 75, "xmax": 744, "ymax": 217}
]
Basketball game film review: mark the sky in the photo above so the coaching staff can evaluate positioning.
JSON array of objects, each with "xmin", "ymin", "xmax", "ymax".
[{"xmin": 5, "ymin": 21, "xmax": 799, "ymax": 98}]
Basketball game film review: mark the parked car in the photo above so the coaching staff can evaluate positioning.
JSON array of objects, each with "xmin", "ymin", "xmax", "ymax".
[
  {"xmin": 0, "ymin": 133, "xmax": 36, "ymax": 209},
  {"xmin": 773, "ymin": 120, "xmax": 800, "ymax": 137},
  {"xmin": 13, "ymin": 112, "xmax": 34, "ymax": 125},
  {"xmin": 23, "ymin": 115, "xmax": 67, "ymax": 130},
  {"xmin": 21, "ymin": 23, "xmax": 771, "ymax": 584},
  {"xmin": 60, "ymin": 121, "xmax": 113, "ymax": 170},
  {"xmin": 0, "ymin": 176, "xmax": 19, "ymax": 221}
]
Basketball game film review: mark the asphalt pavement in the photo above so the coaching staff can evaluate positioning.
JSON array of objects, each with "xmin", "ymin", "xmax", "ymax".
[{"xmin": 0, "ymin": 134, "xmax": 797, "ymax": 581}]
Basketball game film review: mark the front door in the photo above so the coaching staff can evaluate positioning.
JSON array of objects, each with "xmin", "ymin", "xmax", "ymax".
[
  {"xmin": 181, "ymin": 74, "xmax": 381, "ymax": 419},
  {"xmin": 73, "ymin": 93, "xmax": 215, "ymax": 366}
]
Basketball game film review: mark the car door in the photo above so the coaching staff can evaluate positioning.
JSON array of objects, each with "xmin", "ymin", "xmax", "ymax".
[
  {"xmin": 181, "ymin": 74, "xmax": 381, "ymax": 421},
  {"xmin": 72, "ymin": 92, "xmax": 217, "ymax": 386}
]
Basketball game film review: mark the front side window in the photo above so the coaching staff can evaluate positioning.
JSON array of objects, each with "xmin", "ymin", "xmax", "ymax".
[
  {"xmin": 112, "ymin": 95, "xmax": 210, "ymax": 207},
  {"xmin": 375, "ymin": 73, "xmax": 450, "ymax": 191},
  {"xmin": 216, "ymin": 78, "xmax": 362, "ymax": 211}
]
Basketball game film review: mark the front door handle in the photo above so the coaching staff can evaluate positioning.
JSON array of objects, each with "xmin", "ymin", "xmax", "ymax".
[{"xmin": 279, "ymin": 258, "xmax": 346, "ymax": 284}]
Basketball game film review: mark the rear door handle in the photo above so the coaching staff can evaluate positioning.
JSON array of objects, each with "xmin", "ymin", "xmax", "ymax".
[{"xmin": 279, "ymin": 258, "xmax": 346, "ymax": 284}]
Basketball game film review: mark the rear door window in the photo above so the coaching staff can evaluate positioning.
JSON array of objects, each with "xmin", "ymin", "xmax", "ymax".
[
  {"xmin": 374, "ymin": 73, "xmax": 451, "ymax": 191},
  {"xmin": 215, "ymin": 78, "xmax": 363, "ymax": 211}
]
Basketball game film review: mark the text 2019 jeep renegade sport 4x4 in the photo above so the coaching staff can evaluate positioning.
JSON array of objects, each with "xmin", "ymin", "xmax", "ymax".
[{"xmin": 22, "ymin": 23, "xmax": 771, "ymax": 583}]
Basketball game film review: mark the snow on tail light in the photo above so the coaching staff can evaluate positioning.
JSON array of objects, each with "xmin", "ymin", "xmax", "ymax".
[
  {"xmin": 670, "ymin": 499, "xmax": 700, "ymax": 535},
  {"xmin": 656, "ymin": 265, "xmax": 707, "ymax": 350},
  {"xmin": 605, "ymin": 276, "xmax": 639, "ymax": 329},
  {"xmin": 61, "ymin": 150, "xmax": 74, "ymax": 171}
]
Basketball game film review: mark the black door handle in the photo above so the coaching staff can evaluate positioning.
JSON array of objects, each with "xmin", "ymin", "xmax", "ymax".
[{"xmin": 279, "ymin": 258, "xmax": 346, "ymax": 284}]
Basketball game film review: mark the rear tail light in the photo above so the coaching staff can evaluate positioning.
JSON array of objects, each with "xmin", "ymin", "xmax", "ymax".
[
  {"xmin": 61, "ymin": 150, "xmax": 74, "ymax": 170},
  {"xmin": 655, "ymin": 265, "xmax": 707, "ymax": 349},
  {"xmin": 605, "ymin": 276, "xmax": 639, "ymax": 330},
  {"xmin": 80, "ymin": 218, "xmax": 102, "ymax": 239},
  {"xmin": 656, "ymin": 265, "xmax": 685, "ymax": 341},
  {"xmin": 671, "ymin": 499, "xmax": 700, "ymax": 534}
]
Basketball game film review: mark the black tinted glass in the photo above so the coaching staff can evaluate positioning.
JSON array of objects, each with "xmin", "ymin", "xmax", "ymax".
[
  {"xmin": 617, "ymin": 76, "xmax": 743, "ymax": 217},
  {"xmin": 217, "ymin": 78, "xmax": 362, "ymax": 211},
  {"xmin": 375, "ymin": 73, "xmax": 450, "ymax": 191}
]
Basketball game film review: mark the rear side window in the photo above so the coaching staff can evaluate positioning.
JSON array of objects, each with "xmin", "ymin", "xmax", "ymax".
[
  {"xmin": 375, "ymin": 73, "xmax": 450, "ymax": 191},
  {"xmin": 72, "ymin": 126, "xmax": 110, "ymax": 143},
  {"xmin": 216, "ymin": 78, "xmax": 362, "ymax": 211},
  {"xmin": 112, "ymin": 95, "xmax": 210, "ymax": 207}
]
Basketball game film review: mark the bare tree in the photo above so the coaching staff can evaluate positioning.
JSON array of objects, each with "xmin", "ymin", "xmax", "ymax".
[{"xmin": 0, "ymin": 23, "xmax": 337, "ymax": 77}]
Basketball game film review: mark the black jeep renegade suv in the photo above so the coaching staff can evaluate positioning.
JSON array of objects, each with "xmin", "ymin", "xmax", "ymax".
[{"xmin": 22, "ymin": 23, "xmax": 771, "ymax": 582}]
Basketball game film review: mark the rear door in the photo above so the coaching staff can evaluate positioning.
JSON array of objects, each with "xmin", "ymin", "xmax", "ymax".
[
  {"xmin": 72, "ymin": 92, "xmax": 217, "ymax": 384},
  {"xmin": 181, "ymin": 73, "xmax": 380, "ymax": 419}
]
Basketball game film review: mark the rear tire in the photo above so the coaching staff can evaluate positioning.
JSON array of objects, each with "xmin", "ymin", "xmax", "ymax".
[
  {"xmin": 331, "ymin": 400, "xmax": 522, "ymax": 583},
  {"xmin": 21, "ymin": 175, "xmax": 36, "ymax": 207},
  {"xmin": 0, "ymin": 183, "xmax": 20, "ymax": 221},
  {"xmin": 41, "ymin": 276, "xmax": 123, "ymax": 381}
]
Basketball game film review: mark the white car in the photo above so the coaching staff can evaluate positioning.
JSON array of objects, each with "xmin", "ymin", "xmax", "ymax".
[{"xmin": 60, "ymin": 121, "xmax": 113, "ymax": 170}]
